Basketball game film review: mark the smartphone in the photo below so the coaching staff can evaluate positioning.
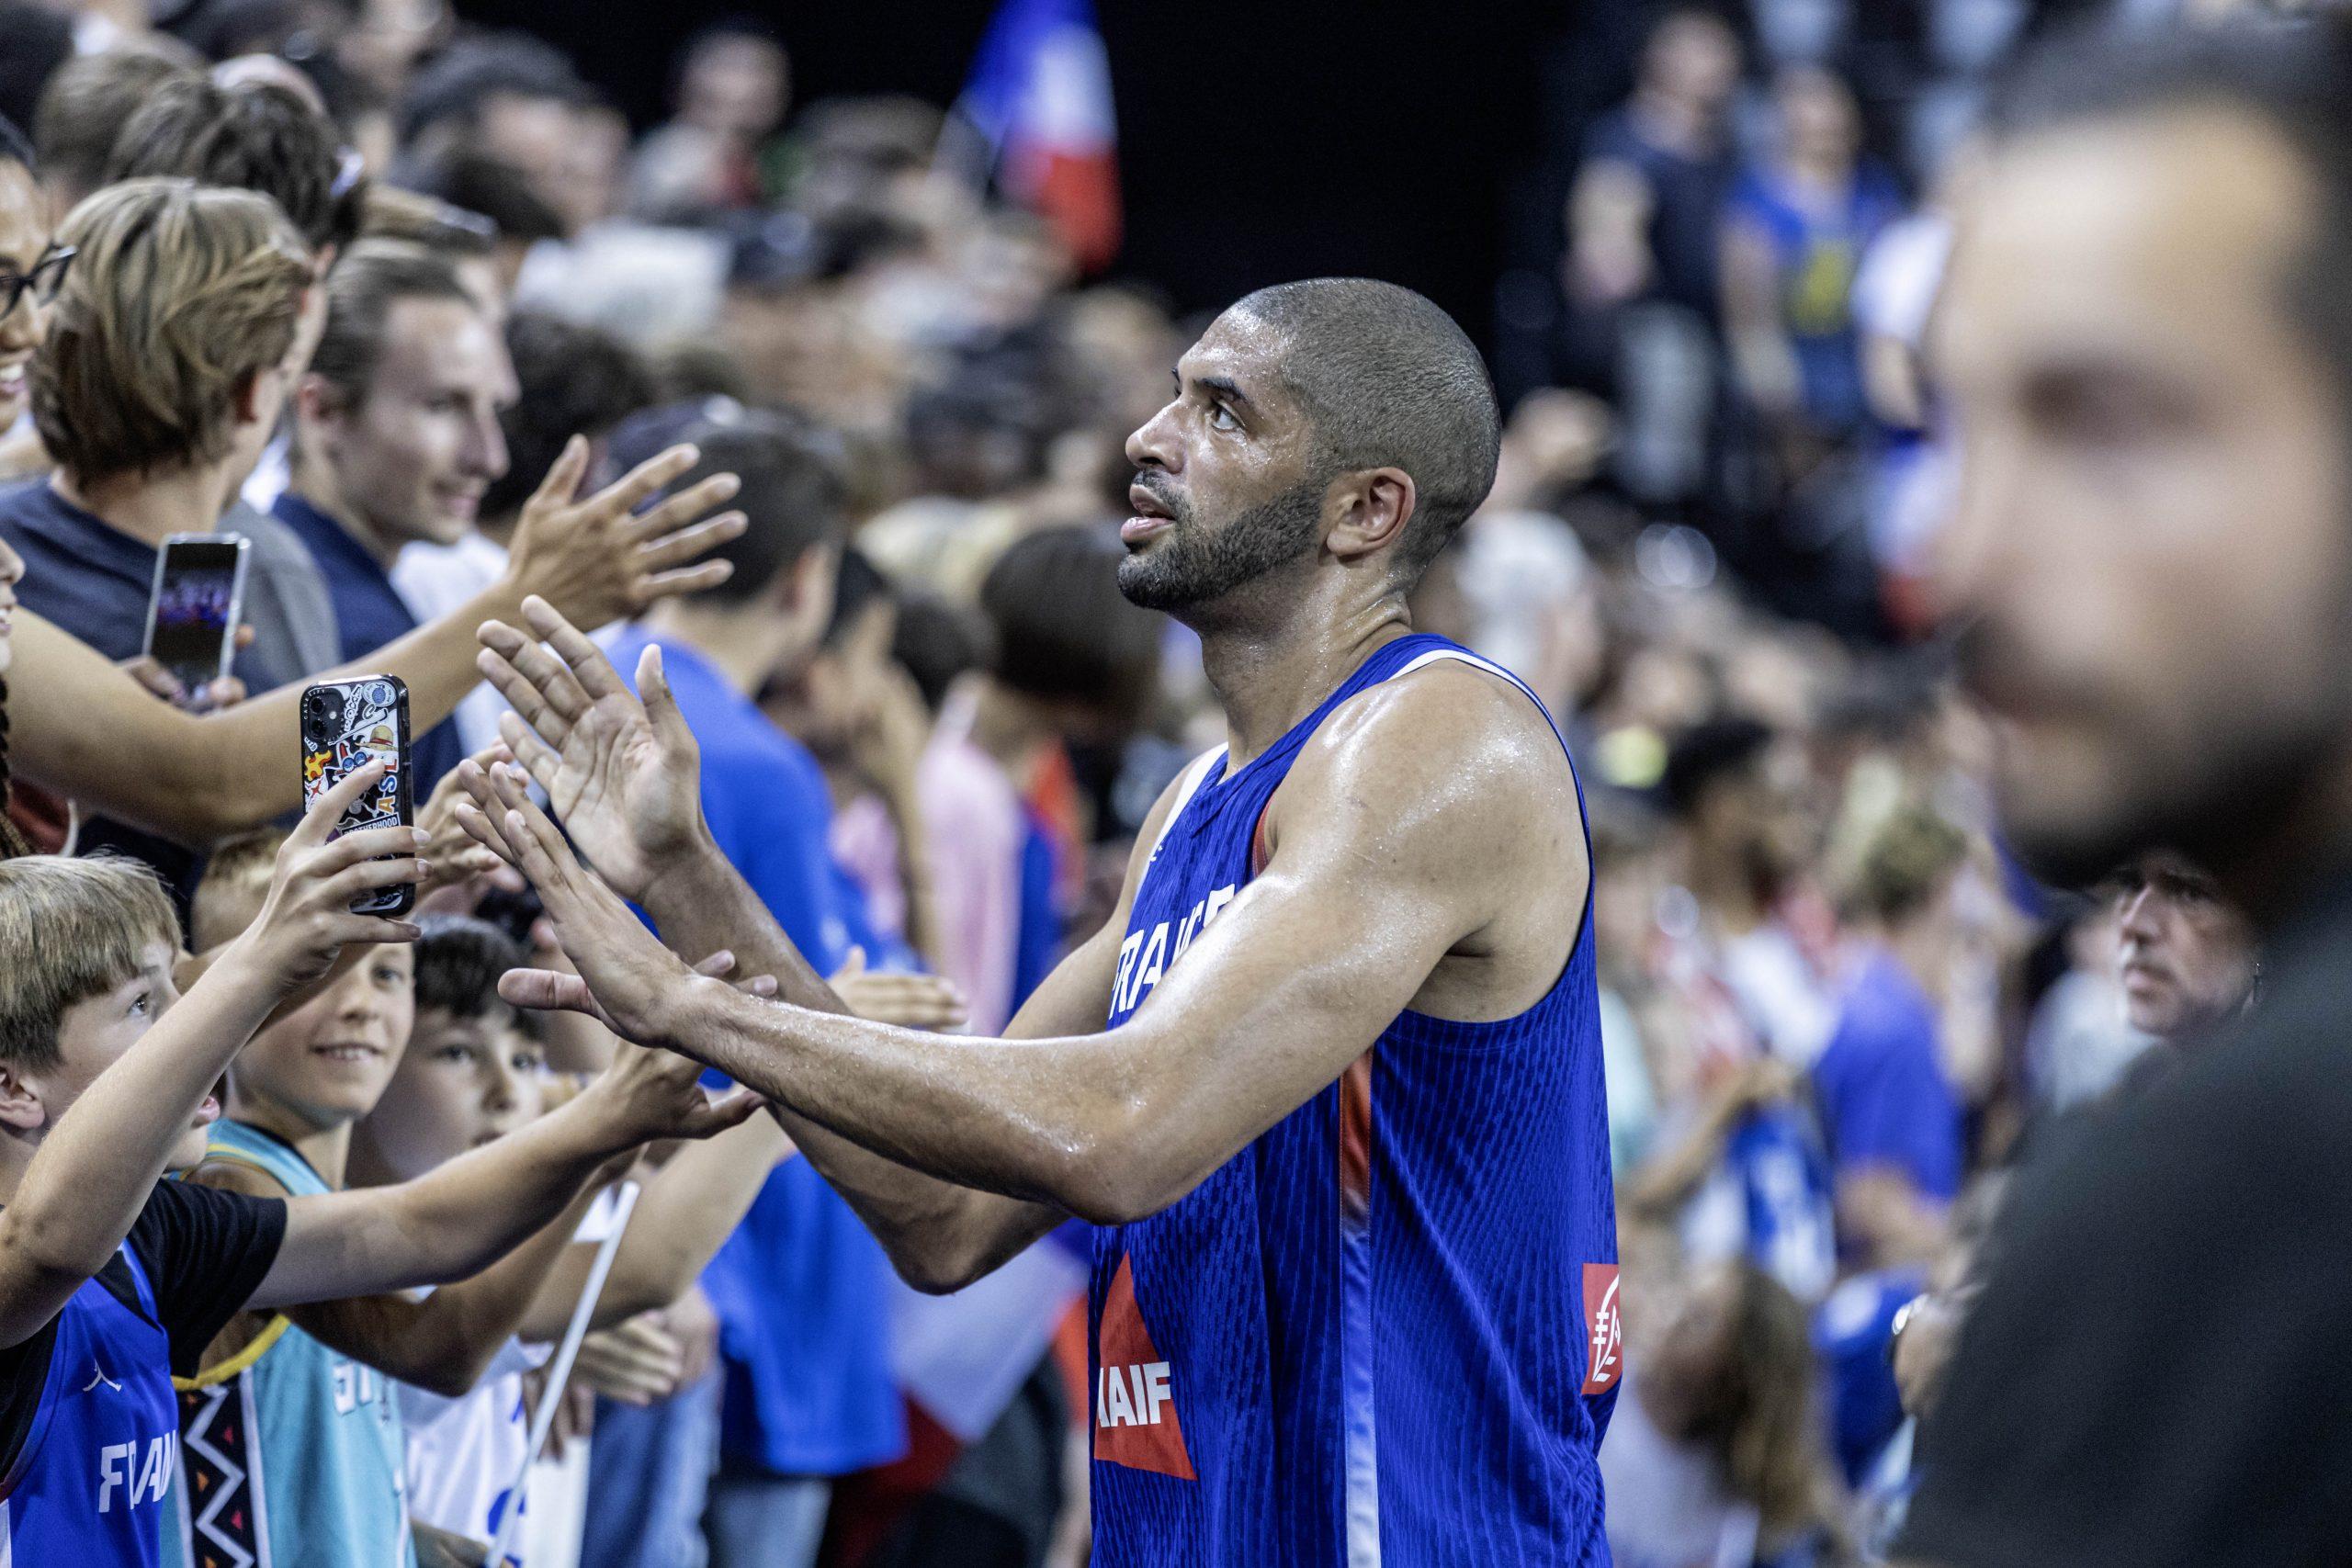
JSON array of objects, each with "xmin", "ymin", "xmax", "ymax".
[
  {"xmin": 300, "ymin": 675, "xmax": 416, "ymax": 917},
  {"xmin": 141, "ymin": 533, "xmax": 249, "ymax": 707}
]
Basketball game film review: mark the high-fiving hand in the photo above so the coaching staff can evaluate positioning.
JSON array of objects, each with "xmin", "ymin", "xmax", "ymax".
[
  {"xmin": 474, "ymin": 596, "xmax": 707, "ymax": 906},
  {"xmin": 453, "ymin": 759, "xmax": 705, "ymax": 1053}
]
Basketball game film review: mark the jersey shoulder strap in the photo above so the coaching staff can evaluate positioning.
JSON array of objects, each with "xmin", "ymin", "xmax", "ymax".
[
  {"xmin": 1141, "ymin": 745, "xmax": 1227, "ymax": 865},
  {"xmin": 1385, "ymin": 644, "xmax": 1572, "ymax": 760}
]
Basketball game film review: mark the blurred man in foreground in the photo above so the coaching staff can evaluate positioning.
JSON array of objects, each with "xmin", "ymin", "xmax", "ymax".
[{"xmin": 1899, "ymin": 16, "xmax": 2352, "ymax": 1565}]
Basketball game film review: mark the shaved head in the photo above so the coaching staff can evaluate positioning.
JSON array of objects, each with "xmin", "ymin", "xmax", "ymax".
[{"xmin": 1231, "ymin": 277, "xmax": 1501, "ymax": 577}]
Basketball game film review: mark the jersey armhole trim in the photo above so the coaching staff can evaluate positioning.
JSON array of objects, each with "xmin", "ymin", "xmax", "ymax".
[{"xmin": 175, "ymin": 1314, "xmax": 292, "ymax": 1390}]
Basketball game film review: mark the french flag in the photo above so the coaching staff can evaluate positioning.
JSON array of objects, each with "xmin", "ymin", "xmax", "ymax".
[{"xmin": 955, "ymin": 0, "xmax": 1123, "ymax": 272}]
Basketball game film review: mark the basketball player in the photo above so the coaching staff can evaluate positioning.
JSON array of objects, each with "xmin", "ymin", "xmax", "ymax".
[{"xmin": 458, "ymin": 279, "xmax": 1620, "ymax": 1564}]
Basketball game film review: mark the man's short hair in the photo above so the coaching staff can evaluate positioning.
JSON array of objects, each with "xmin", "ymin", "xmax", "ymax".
[
  {"xmin": 980, "ymin": 524, "xmax": 1162, "ymax": 715},
  {"xmin": 306, "ymin": 238, "xmax": 479, "ymax": 410},
  {"xmin": 400, "ymin": 152, "xmax": 566, "ymax": 246},
  {"xmin": 1227, "ymin": 277, "xmax": 1501, "ymax": 581},
  {"xmin": 32, "ymin": 50, "xmax": 196, "ymax": 204},
  {"xmin": 396, "ymin": 34, "xmax": 582, "ymax": 148},
  {"xmin": 0, "ymin": 856, "xmax": 179, "ymax": 1073},
  {"xmin": 105, "ymin": 77, "xmax": 362, "ymax": 254},
  {"xmin": 414, "ymin": 914, "xmax": 542, "ymax": 1040},
  {"xmin": 481, "ymin": 311, "xmax": 653, "ymax": 525},
  {"xmin": 1989, "ymin": 15, "xmax": 2352, "ymax": 425},
  {"xmin": 665, "ymin": 410, "xmax": 853, "ymax": 604},
  {"xmin": 190, "ymin": 827, "xmax": 286, "ymax": 953},
  {"xmin": 35, "ymin": 177, "xmax": 311, "ymax": 484}
]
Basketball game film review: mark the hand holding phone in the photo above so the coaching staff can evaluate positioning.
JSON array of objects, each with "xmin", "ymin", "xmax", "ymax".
[
  {"xmin": 300, "ymin": 675, "xmax": 417, "ymax": 917},
  {"xmin": 142, "ymin": 533, "xmax": 248, "ymax": 710}
]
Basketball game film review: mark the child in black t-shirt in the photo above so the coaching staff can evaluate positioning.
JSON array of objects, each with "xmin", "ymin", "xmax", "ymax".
[{"xmin": 0, "ymin": 761, "xmax": 757, "ymax": 1561}]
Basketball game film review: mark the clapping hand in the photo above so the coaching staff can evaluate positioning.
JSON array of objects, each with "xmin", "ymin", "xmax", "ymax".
[
  {"xmin": 454, "ymin": 759, "xmax": 706, "ymax": 1053},
  {"xmin": 475, "ymin": 596, "xmax": 707, "ymax": 906}
]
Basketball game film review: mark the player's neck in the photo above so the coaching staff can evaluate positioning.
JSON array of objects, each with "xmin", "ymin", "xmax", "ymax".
[
  {"xmin": 51, "ymin": 460, "xmax": 234, "ymax": 549},
  {"xmin": 1199, "ymin": 591, "xmax": 1414, "ymax": 770}
]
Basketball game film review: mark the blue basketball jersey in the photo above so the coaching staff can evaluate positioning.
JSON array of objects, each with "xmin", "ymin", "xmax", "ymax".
[
  {"xmin": 0, "ymin": 1245, "xmax": 182, "ymax": 1564},
  {"xmin": 1089, "ymin": 635, "xmax": 1619, "ymax": 1567},
  {"xmin": 166, "ymin": 1121, "xmax": 413, "ymax": 1568}
]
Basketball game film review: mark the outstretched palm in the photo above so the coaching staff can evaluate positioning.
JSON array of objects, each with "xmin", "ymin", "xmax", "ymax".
[
  {"xmin": 477, "ymin": 596, "xmax": 707, "ymax": 904},
  {"xmin": 452, "ymin": 756, "xmax": 695, "ymax": 1047}
]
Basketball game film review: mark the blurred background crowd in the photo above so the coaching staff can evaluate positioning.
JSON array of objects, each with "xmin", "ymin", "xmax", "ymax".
[{"xmin": 0, "ymin": 0, "xmax": 2298, "ymax": 1563}]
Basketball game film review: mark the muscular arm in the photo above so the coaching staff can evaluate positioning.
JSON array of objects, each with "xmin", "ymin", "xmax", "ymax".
[
  {"xmin": 494, "ymin": 670, "xmax": 1584, "ymax": 1239},
  {"xmin": 628, "ymin": 784, "xmax": 1172, "ymax": 1292}
]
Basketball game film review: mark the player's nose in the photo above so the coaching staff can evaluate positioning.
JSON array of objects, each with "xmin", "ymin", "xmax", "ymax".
[{"xmin": 1125, "ymin": 402, "xmax": 1180, "ymax": 475}]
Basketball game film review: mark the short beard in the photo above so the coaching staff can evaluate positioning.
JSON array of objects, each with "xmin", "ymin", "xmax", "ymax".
[{"xmin": 1116, "ymin": 477, "xmax": 1324, "ymax": 615}]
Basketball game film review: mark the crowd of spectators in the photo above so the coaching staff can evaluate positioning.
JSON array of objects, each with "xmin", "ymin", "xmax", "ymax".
[{"xmin": 0, "ymin": 0, "xmax": 2298, "ymax": 1564}]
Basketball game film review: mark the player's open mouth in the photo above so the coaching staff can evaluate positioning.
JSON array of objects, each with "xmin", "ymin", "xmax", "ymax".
[
  {"xmin": 1124, "ymin": 484, "xmax": 1175, "ymax": 545},
  {"xmin": 312, "ymin": 1043, "xmax": 385, "ymax": 1065}
]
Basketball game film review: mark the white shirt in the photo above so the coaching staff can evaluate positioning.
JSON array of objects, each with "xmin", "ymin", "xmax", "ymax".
[{"xmin": 400, "ymin": 1337, "xmax": 552, "ymax": 1561}]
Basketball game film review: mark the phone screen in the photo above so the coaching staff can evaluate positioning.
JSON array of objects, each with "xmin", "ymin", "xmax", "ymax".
[{"xmin": 147, "ymin": 538, "xmax": 243, "ymax": 694}]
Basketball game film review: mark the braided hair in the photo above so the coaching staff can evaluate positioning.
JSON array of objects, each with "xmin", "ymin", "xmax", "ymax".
[{"xmin": 0, "ymin": 676, "xmax": 31, "ymax": 861}]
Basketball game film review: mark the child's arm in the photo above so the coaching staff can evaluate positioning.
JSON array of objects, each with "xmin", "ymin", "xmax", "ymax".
[
  {"xmin": 0, "ymin": 765, "xmax": 422, "ymax": 1348},
  {"xmin": 244, "ymin": 1042, "xmax": 758, "ymax": 1314},
  {"xmin": 516, "ymin": 1111, "xmax": 794, "ymax": 1343},
  {"xmin": 267, "ymin": 1171, "xmax": 617, "ymax": 1397}
]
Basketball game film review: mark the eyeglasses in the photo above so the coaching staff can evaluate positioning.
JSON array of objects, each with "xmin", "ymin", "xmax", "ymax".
[{"xmin": 0, "ymin": 245, "xmax": 74, "ymax": 320}]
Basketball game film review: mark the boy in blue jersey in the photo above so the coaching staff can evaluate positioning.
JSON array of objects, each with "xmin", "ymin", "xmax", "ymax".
[
  {"xmin": 0, "ymin": 763, "xmax": 757, "ymax": 1565},
  {"xmin": 464, "ymin": 278, "xmax": 1620, "ymax": 1564}
]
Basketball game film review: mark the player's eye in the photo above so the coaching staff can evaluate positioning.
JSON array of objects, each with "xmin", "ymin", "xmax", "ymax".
[
  {"xmin": 514, "ymin": 1049, "xmax": 546, "ymax": 1074},
  {"xmin": 127, "ymin": 988, "xmax": 152, "ymax": 1018},
  {"xmin": 1207, "ymin": 402, "xmax": 1239, "ymax": 432},
  {"xmin": 435, "ymin": 1044, "xmax": 475, "ymax": 1065}
]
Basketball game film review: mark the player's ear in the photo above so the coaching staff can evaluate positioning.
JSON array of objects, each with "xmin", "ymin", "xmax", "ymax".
[
  {"xmin": 1324, "ymin": 467, "xmax": 1418, "ymax": 568},
  {"xmin": 0, "ymin": 1063, "xmax": 50, "ymax": 1135}
]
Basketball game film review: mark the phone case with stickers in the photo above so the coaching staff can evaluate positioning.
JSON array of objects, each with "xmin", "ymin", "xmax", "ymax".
[{"xmin": 299, "ymin": 676, "xmax": 415, "ymax": 917}]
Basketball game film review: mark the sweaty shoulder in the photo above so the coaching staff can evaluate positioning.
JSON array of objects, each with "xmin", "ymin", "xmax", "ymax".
[
  {"xmin": 1275, "ymin": 656, "xmax": 1588, "ymax": 1013},
  {"xmin": 1283, "ymin": 655, "xmax": 1579, "ymax": 847}
]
